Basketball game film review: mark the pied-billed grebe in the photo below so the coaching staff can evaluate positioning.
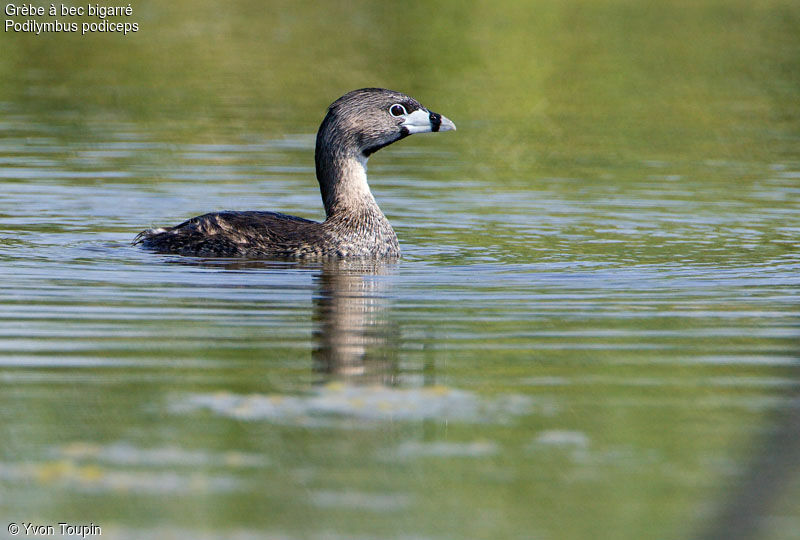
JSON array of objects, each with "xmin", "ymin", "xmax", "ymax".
[{"xmin": 134, "ymin": 88, "xmax": 455, "ymax": 258}]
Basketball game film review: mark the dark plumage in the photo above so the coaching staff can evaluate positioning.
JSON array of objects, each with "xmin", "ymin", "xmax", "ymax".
[{"xmin": 134, "ymin": 88, "xmax": 455, "ymax": 258}]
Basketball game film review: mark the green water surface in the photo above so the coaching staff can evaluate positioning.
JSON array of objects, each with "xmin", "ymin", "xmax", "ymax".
[{"xmin": 1, "ymin": 1, "xmax": 799, "ymax": 539}]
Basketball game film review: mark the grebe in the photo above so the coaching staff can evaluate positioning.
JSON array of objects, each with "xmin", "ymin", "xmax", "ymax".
[{"xmin": 134, "ymin": 88, "xmax": 455, "ymax": 258}]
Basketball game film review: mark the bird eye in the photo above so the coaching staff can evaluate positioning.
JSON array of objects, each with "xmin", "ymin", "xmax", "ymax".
[{"xmin": 389, "ymin": 104, "xmax": 407, "ymax": 117}]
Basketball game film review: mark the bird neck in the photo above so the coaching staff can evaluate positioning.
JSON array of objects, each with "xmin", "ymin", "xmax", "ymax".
[{"xmin": 315, "ymin": 129, "xmax": 384, "ymax": 220}]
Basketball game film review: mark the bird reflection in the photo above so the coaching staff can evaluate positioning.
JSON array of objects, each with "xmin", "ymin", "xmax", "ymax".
[
  {"xmin": 312, "ymin": 259, "xmax": 400, "ymax": 385},
  {"xmin": 166, "ymin": 256, "xmax": 403, "ymax": 386}
]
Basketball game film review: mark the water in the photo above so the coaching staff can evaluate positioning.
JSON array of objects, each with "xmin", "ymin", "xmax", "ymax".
[{"xmin": 1, "ymin": 1, "xmax": 799, "ymax": 539}]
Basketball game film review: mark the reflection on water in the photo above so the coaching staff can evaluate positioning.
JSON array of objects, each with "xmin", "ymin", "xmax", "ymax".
[
  {"xmin": 312, "ymin": 260, "xmax": 400, "ymax": 385},
  {"xmin": 167, "ymin": 257, "xmax": 405, "ymax": 385},
  {"xmin": 166, "ymin": 259, "xmax": 536, "ymax": 426}
]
